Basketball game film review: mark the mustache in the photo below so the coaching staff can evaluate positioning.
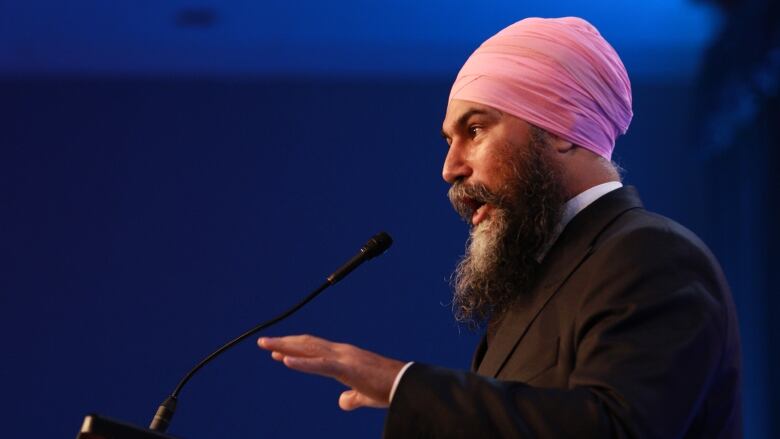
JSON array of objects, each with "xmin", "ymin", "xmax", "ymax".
[{"xmin": 447, "ymin": 182, "xmax": 505, "ymax": 223}]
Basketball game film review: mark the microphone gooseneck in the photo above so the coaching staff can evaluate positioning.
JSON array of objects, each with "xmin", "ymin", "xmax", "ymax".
[{"xmin": 148, "ymin": 231, "xmax": 393, "ymax": 432}]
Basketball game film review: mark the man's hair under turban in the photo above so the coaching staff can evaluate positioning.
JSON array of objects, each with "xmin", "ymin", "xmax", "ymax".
[{"xmin": 449, "ymin": 17, "xmax": 633, "ymax": 160}]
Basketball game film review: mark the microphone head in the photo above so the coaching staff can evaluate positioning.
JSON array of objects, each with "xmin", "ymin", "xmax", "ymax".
[{"xmin": 362, "ymin": 231, "xmax": 393, "ymax": 259}]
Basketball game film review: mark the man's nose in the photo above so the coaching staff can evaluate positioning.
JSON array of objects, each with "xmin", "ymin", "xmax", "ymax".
[{"xmin": 442, "ymin": 146, "xmax": 472, "ymax": 184}]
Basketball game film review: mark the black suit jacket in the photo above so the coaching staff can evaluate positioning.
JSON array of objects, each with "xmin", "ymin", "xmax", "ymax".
[{"xmin": 384, "ymin": 187, "xmax": 742, "ymax": 438}]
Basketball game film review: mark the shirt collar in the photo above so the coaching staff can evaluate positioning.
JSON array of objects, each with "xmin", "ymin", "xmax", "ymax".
[{"xmin": 537, "ymin": 181, "xmax": 623, "ymax": 262}]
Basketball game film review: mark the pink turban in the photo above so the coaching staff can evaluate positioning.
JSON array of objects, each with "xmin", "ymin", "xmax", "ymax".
[{"xmin": 449, "ymin": 17, "xmax": 633, "ymax": 160}]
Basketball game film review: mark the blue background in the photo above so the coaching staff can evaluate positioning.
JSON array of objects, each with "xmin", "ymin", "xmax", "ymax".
[{"xmin": 1, "ymin": 1, "xmax": 777, "ymax": 438}]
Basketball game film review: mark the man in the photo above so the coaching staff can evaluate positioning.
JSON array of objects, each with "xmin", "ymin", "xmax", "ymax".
[{"xmin": 258, "ymin": 17, "xmax": 742, "ymax": 437}]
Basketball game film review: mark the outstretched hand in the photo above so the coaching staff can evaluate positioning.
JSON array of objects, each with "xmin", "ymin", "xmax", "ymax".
[{"xmin": 258, "ymin": 335, "xmax": 406, "ymax": 411}]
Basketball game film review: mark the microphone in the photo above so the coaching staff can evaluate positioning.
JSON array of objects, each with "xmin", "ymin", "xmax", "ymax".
[
  {"xmin": 327, "ymin": 231, "xmax": 392, "ymax": 284},
  {"xmin": 149, "ymin": 232, "xmax": 393, "ymax": 433}
]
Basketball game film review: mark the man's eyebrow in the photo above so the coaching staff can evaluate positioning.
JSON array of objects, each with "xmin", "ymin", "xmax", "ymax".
[{"xmin": 441, "ymin": 108, "xmax": 497, "ymax": 139}]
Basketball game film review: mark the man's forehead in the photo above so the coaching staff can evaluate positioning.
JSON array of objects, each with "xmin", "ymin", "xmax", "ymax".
[{"xmin": 442, "ymin": 100, "xmax": 503, "ymax": 130}]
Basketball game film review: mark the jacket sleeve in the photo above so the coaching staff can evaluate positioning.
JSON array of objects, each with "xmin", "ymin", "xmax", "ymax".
[{"xmin": 383, "ymin": 225, "xmax": 734, "ymax": 438}]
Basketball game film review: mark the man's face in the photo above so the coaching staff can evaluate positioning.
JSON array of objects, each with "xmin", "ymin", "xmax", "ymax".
[
  {"xmin": 440, "ymin": 99, "xmax": 533, "ymax": 227},
  {"xmin": 440, "ymin": 99, "xmax": 566, "ymax": 325}
]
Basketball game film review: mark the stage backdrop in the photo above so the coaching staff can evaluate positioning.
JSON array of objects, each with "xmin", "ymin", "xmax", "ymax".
[{"xmin": 1, "ymin": 1, "xmax": 776, "ymax": 438}]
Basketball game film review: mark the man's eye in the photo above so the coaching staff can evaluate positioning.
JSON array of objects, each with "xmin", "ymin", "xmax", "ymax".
[{"xmin": 468, "ymin": 125, "xmax": 483, "ymax": 137}]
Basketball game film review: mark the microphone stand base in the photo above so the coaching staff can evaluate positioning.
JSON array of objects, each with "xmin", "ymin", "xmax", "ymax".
[{"xmin": 77, "ymin": 414, "xmax": 180, "ymax": 439}]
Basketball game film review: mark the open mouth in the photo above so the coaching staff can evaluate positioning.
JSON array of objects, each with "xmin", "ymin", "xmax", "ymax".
[
  {"xmin": 448, "ymin": 182, "xmax": 498, "ymax": 227},
  {"xmin": 471, "ymin": 202, "xmax": 492, "ymax": 226},
  {"xmin": 459, "ymin": 197, "xmax": 491, "ymax": 227}
]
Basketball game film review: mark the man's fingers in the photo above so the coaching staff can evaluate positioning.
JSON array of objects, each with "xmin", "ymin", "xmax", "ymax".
[
  {"xmin": 282, "ymin": 355, "xmax": 344, "ymax": 379},
  {"xmin": 258, "ymin": 334, "xmax": 403, "ymax": 407},
  {"xmin": 338, "ymin": 389, "xmax": 388, "ymax": 411},
  {"xmin": 258, "ymin": 335, "xmax": 335, "ymax": 358},
  {"xmin": 338, "ymin": 390, "xmax": 362, "ymax": 411}
]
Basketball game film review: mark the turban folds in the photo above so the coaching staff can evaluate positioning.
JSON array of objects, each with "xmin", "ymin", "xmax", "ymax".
[{"xmin": 449, "ymin": 17, "xmax": 633, "ymax": 160}]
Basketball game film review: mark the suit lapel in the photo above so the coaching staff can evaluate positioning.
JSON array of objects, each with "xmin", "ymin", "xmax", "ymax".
[
  {"xmin": 475, "ymin": 237, "xmax": 593, "ymax": 377},
  {"xmin": 476, "ymin": 186, "xmax": 644, "ymax": 377}
]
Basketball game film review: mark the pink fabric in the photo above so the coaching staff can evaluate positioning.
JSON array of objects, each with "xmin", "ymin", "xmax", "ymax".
[{"xmin": 449, "ymin": 17, "xmax": 633, "ymax": 160}]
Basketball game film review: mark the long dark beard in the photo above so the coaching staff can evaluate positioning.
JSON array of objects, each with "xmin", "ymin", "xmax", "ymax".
[{"xmin": 448, "ymin": 129, "xmax": 567, "ymax": 328}]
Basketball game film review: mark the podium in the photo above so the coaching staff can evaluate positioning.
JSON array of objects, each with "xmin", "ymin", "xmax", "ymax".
[{"xmin": 77, "ymin": 414, "xmax": 180, "ymax": 439}]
